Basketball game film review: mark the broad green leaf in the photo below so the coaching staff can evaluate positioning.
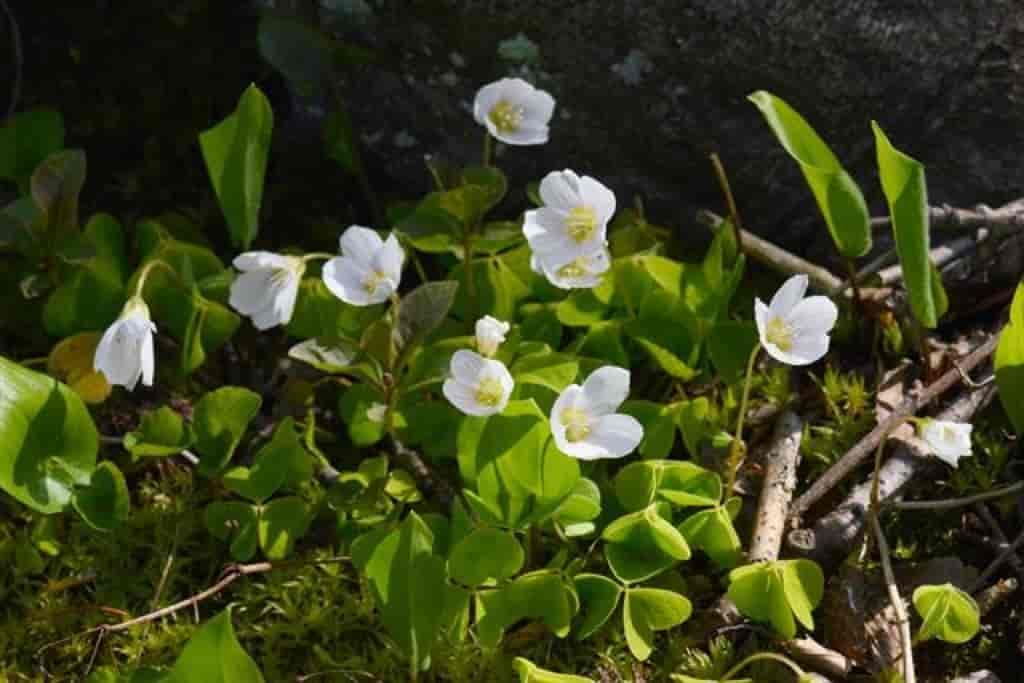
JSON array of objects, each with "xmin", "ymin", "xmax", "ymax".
[
  {"xmin": 872, "ymin": 120, "xmax": 944, "ymax": 328},
  {"xmin": 0, "ymin": 196, "xmax": 42, "ymax": 251},
  {"xmin": 31, "ymin": 149, "xmax": 87, "ymax": 243},
  {"xmin": 620, "ymin": 402, "xmax": 679, "ymax": 460},
  {"xmin": 912, "ymin": 583, "xmax": 980, "ymax": 644},
  {"xmin": 511, "ymin": 351, "xmax": 579, "ymax": 393},
  {"xmin": 623, "ymin": 587, "xmax": 693, "ymax": 661},
  {"xmin": 513, "ymin": 657, "xmax": 593, "ymax": 683},
  {"xmin": 338, "ymin": 383, "xmax": 389, "ymax": 447},
  {"xmin": 749, "ymin": 91, "xmax": 871, "ymax": 258},
  {"xmin": 0, "ymin": 356, "xmax": 97, "ymax": 513},
  {"xmin": 557, "ymin": 288, "xmax": 610, "ymax": 327},
  {"xmin": 393, "ymin": 280, "xmax": 459, "ymax": 356},
  {"xmin": 204, "ymin": 501, "xmax": 259, "ymax": 561},
  {"xmin": 577, "ymin": 321, "xmax": 628, "ymax": 367},
  {"xmin": 288, "ymin": 337, "xmax": 357, "ymax": 373},
  {"xmin": 286, "ymin": 277, "xmax": 373, "ymax": 341},
  {"xmin": 450, "ymin": 252, "xmax": 531, "ymax": 322},
  {"xmin": 677, "ymin": 506, "xmax": 741, "ymax": 569},
  {"xmin": 614, "ymin": 460, "xmax": 721, "ymax": 512},
  {"xmin": 677, "ymin": 397, "xmax": 710, "ymax": 459},
  {"xmin": 477, "ymin": 569, "xmax": 579, "ymax": 646},
  {"xmin": 193, "ymin": 387, "xmax": 262, "ymax": 475},
  {"xmin": 461, "ymin": 166, "xmax": 508, "ymax": 217},
  {"xmin": 997, "ymin": 282, "xmax": 1024, "ymax": 434},
  {"xmin": 707, "ymin": 321, "xmax": 759, "ymax": 384},
  {"xmin": 124, "ymin": 406, "xmax": 194, "ymax": 459},
  {"xmin": 223, "ymin": 418, "xmax": 311, "ymax": 502},
  {"xmin": 258, "ymin": 14, "xmax": 333, "ymax": 95},
  {"xmin": 352, "ymin": 512, "xmax": 448, "ymax": 670},
  {"xmin": 475, "ymin": 220, "xmax": 524, "ymax": 255},
  {"xmin": 603, "ymin": 504, "xmax": 691, "ymax": 583},
  {"xmin": 71, "ymin": 461, "xmax": 130, "ymax": 532},
  {"xmin": 573, "ymin": 573, "xmax": 622, "ymax": 640},
  {"xmin": 448, "ymin": 527, "xmax": 524, "ymax": 587},
  {"xmin": 258, "ymin": 496, "xmax": 309, "ymax": 560},
  {"xmin": 727, "ymin": 560, "xmax": 824, "ymax": 639},
  {"xmin": 0, "ymin": 109, "xmax": 64, "ymax": 190},
  {"xmin": 46, "ymin": 331, "xmax": 111, "ymax": 404},
  {"xmin": 199, "ymin": 84, "xmax": 273, "ymax": 249},
  {"xmin": 554, "ymin": 477, "xmax": 602, "ymax": 536},
  {"xmin": 135, "ymin": 216, "xmax": 226, "ymax": 281},
  {"xmin": 163, "ymin": 609, "xmax": 265, "ymax": 683}
]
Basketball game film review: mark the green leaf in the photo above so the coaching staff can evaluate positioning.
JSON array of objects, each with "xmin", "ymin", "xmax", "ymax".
[
  {"xmin": 199, "ymin": 84, "xmax": 273, "ymax": 249},
  {"xmin": 205, "ymin": 501, "xmax": 259, "ymax": 561},
  {"xmin": 477, "ymin": 569, "xmax": 580, "ymax": 646},
  {"xmin": 912, "ymin": 583, "xmax": 980, "ymax": 644},
  {"xmin": 677, "ymin": 397, "xmax": 710, "ymax": 459},
  {"xmin": 0, "ymin": 356, "xmax": 98, "ymax": 513},
  {"xmin": 707, "ymin": 321, "xmax": 759, "ymax": 385},
  {"xmin": 554, "ymin": 477, "xmax": 602, "ymax": 537},
  {"xmin": 258, "ymin": 496, "xmax": 310, "ymax": 560},
  {"xmin": 573, "ymin": 573, "xmax": 622, "ymax": 640},
  {"xmin": 623, "ymin": 587, "xmax": 693, "ymax": 661},
  {"xmin": 461, "ymin": 166, "xmax": 508, "ymax": 217},
  {"xmin": 193, "ymin": 387, "xmax": 262, "ymax": 476},
  {"xmin": 163, "ymin": 608, "xmax": 265, "ymax": 683},
  {"xmin": 677, "ymin": 505, "xmax": 742, "ymax": 569},
  {"xmin": 224, "ymin": 418, "xmax": 311, "ymax": 502},
  {"xmin": 557, "ymin": 288, "xmax": 611, "ymax": 327},
  {"xmin": 124, "ymin": 406, "xmax": 193, "ymax": 459},
  {"xmin": 0, "ymin": 109, "xmax": 64, "ymax": 190},
  {"xmin": 614, "ymin": 460, "xmax": 721, "ymax": 512},
  {"xmin": 448, "ymin": 527, "xmax": 525, "ymax": 587},
  {"xmin": 258, "ymin": 14, "xmax": 333, "ymax": 95},
  {"xmin": 450, "ymin": 252, "xmax": 531, "ymax": 322},
  {"xmin": 338, "ymin": 383, "xmax": 389, "ymax": 447},
  {"xmin": 996, "ymin": 281, "xmax": 1024, "ymax": 434},
  {"xmin": 513, "ymin": 657, "xmax": 594, "ymax": 683},
  {"xmin": 603, "ymin": 504, "xmax": 691, "ymax": 584},
  {"xmin": 393, "ymin": 280, "xmax": 459, "ymax": 357},
  {"xmin": 727, "ymin": 560, "xmax": 824, "ymax": 639},
  {"xmin": 352, "ymin": 512, "xmax": 448, "ymax": 670},
  {"xmin": 31, "ymin": 149, "xmax": 87, "ymax": 243},
  {"xmin": 324, "ymin": 106, "xmax": 360, "ymax": 175},
  {"xmin": 511, "ymin": 351, "xmax": 579, "ymax": 393},
  {"xmin": 748, "ymin": 91, "xmax": 871, "ymax": 258},
  {"xmin": 577, "ymin": 321, "xmax": 629, "ymax": 367},
  {"xmin": 872, "ymin": 120, "xmax": 944, "ymax": 328},
  {"xmin": 71, "ymin": 461, "xmax": 130, "ymax": 532}
]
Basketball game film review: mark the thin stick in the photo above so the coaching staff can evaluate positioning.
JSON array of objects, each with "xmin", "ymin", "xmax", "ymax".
[
  {"xmin": 892, "ymin": 481, "xmax": 1024, "ymax": 511},
  {"xmin": 974, "ymin": 503, "xmax": 1024, "ymax": 585},
  {"xmin": 789, "ymin": 333, "xmax": 999, "ymax": 522},
  {"xmin": 749, "ymin": 411, "xmax": 803, "ymax": 563},
  {"xmin": 871, "ymin": 200, "xmax": 1024, "ymax": 232},
  {"xmin": 970, "ymin": 528, "xmax": 1024, "ymax": 593},
  {"xmin": 871, "ymin": 515, "xmax": 916, "ymax": 683},
  {"xmin": 709, "ymin": 153, "xmax": 745, "ymax": 254}
]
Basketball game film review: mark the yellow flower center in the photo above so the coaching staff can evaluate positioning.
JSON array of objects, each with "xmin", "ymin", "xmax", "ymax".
[
  {"xmin": 942, "ymin": 425, "xmax": 957, "ymax": 442},
  {"xmin": 561, "ymin": 407, "xmax": 591, "ymax": 443},
  {"xmin": 556, "ymin": 258, "xmax": 589, "ymax": 281},
  {"xmin": 566, "ymin": 206, "xmax": 598, "ymax": 243},
  {"xmin": 475, "ymin": 377, "xmax": 505, "ymax": 407},
  {"xmin": 765, "ymin": 317, "xmax": 793, "ymax": 352},
  {"xmin": 270, "ymin": 257, "xmax": 303, "ymax": 288},
  {"xmin": 362, "ymin": 270, "xmax": 388, "ymax": 294},
  {"xmin": 488, "ymin": 99, "xmax": 523, "ymax": 134}
]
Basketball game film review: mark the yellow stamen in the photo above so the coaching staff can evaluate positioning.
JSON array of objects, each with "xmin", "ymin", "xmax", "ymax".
[
  {"xmin": 556, "ymin": 258, "xmax": 589, "ymax": 281},
  {"xmin": 561, "ymin": 407, "xmax": 591, "ymax": 443},
  {"xmin": 362, "ymin": 271, "xmax": 387, "ymax": 294},
  {"xmin": 475, "ymin": 377, "xmax": 505, "ymax": 407},
  {"xmin": 488, "ymin": 99, "xmax": 523, "ymax": 134},
  {"xmin": 565, "ymin": 206, "xmax": 598, "ymax": 243},
  {"xmin": 765, "ymin": 317, "xmax": 793, "ymax": 352}
]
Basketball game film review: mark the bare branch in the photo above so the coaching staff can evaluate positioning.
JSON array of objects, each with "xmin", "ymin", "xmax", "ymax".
[{"xmin": 749, "ymin": 411, "xmax": 803, "ymax": 563}]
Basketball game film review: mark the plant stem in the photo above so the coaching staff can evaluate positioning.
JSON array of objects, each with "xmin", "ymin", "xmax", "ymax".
[
  {"xmin": 132, "ymin": 259, "xmax": 181, "ymax": 299},
  {"xmin": 302, "ymin": 252, "xmax": 335, "ymax": 263},
  {"xmin": 845, "ymin": 256, "xmax": 862, "ymax": 312},
  {"xmin": 720, "ymin": 652, "xmax": 807, "ymax": 681},
  {"xmin": 462, "ymin": 236, "xmax": 477, "ymax": 326},
  {"xmin": 482, "ymin": 132, "xmax": 493, "ymax": 168},
  {"xmin": 709, "ymin": 152, "xmax": 745, "ymax": 256},
  {"xmin": 893, "ymin": 480, "xmax": 1024, "ymax": 511},
  {"xmin": 724, "ymin": 343, "xmax": 761, "ymax": 494},
  {"xmin": 872, "ymin": 514, "xmax": 916, "ymax": 683}
]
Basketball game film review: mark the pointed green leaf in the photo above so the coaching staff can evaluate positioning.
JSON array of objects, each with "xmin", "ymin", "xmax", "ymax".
[
  {"xmin": 513, "ymin": 657, "xmax": 593, "ymax": 683},
  {"xmin": 163, "ymin": 609, "xmax": 265, "ymax": 683},
  {"xmin": 995, "ymin": 281, "xmax": 1024, "ymax": 434}
]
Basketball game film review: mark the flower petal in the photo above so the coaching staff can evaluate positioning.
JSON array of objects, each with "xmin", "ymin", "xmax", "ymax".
[
  {"xmin": 587, "ymin": 413, "xmax": 644, "ymax": 459},
  {"xmin": 140, "ymin": 324, "xmax": 155, "ymax": 386},
  {"xmin": 473, "ymin": 80, "xmax": 505, "ymax": 125},
  {"xmin": 493, "ymin": 124, "xmax": 549, "ymax": 146},
  {"xmin": 522, "ymin": 89, "xmax": 556, "ymax": 129},
  {"xmin": 443, "ymin": 378, "xmax": 484, "ymax": 416},
  {"xmin": 539, "ymin": 170, "xmax": 581, "ymax": 211},
  {"xmin": 450, "ymin": 349, "xmax": 487, "ymax": 383},
  {"xmin": 374, "ymin": 233, "xmax": 405, "ymax": 284},
  {"xmin": 787, "ymin": 296, "xmax": 839, "ymax": 338},
  {"xmin": 339, "ymin": 225, "xmax": 384, "ymax": 267},
  {"xmin": 322, "ymin": 256, "xmax": 374, "ymax": 306},
  {"xmin": 580, "ymin": 366, "xmax": 631, "ymax": 416},
  {"xmin": 578, "ymin": 175, "xmax": 616, "ymax": 225},
  {"xmin": 754, "ymin": 298, "xmax": 771, "ymax": 345},
  {"xmin": 233, "ymin": 251, "xmax": 289, "ymax": 271},
  {"xmin": 768, "ymin": 274, "xmax": 809, "ymax": 318}
]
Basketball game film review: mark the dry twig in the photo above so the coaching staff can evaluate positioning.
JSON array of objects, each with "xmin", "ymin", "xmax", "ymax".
[{"xmin": 749, "ymin": 411, "xmax": 803, "ymax": 563}]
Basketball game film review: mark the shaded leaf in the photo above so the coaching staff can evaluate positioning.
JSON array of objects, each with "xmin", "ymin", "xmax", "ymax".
[{"xmin": 71, "ymin": 461, "xmax": 130, "ymax": 532}]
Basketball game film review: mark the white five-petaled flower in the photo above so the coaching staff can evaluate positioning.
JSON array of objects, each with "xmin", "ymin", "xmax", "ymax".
[
  {"xmin": 475, "ymin": 315, "xmax": 511, "ymax": 358},
  {"xmin": 754, "ymin": 274, "xmax": 838, "ymax": 366},
  {"xmin": 93, "ymin": 296, "xmax": 157, "ymax": 391},
  {"xmin": 919, "ymin": 419, "xmax": 973, "ymax": 467},
  {"xmin": 524, "ymin": 169, "xmax": 616, "ymax": 262},
  {"xmin": 530, "ymin": 247, "xmax": 611, "ymax": 290},
  {"xmin": 550, "ymin": 366, "xmax": 644, "ymax": 461},
  {"xmin": 322, "ymin": 225, "xmax": 404, "ymax": 306},
  {"xmin": 442, "ymin": 349, "xmax": 514, "ymax": 417},
  {"xmin": 229, "ymin": 252, "xmax": 305, "ymax": 330},
  {"xmin": 473, "ymin": 77, "xmax": 555, "ymax": 146}
]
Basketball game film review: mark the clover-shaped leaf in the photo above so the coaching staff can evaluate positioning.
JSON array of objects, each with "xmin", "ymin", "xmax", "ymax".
[
  {"xmin": 476, "ymin": 569, "xmax": 579, "ymax": 647},
  {"xmin": 614, "ymin": 460, "xmax": 721, "ymax": 513},
  {"xmin": 513, "ymin": 657, "xmax": 593, "ymax": 683},
  {"xmin": 71, "ymin": 461, "xmax": 130, "ymax": 532},
  {"xmin": 124, "ymin": 406, "xmax": 193, "ymax": 459},
  {"xmin": 623, "ymin": 587, "xmax": 693, "ymax": 661},
  {"xmin": 912, "ymin": 583, "xmax": 980, "ymax": 644},
  {"xmin": 573, "ymin": 573, "xmax": 622, "ymax": 640},
  {"xmin": 193, "ymin": 387, "xmax": 262, "ymax": 475},
  {"xmin": 448, "ymin": 527, "xmax": 524, "ymax": 587},
  {"xmin": 677, "ymin": 503, "xmax": 742, "ymax": 569},
  {"xmin": 258, "ymin": 496, "xmax": 310, "ymax": 560},
  {"xmin": 726, "ymin": 559, "xmax": 824, "ymax": 639},
  {"xmin": 603, "ymin": 503, "xmax": 691, "ymax": 584},
  {"xmin": 554, "ymin": 477, "xmax": 602, "ymax": 537},
  {"xmin": 223, "ymin": 418, "xmax": 311, "ymax": 503},
  {"xmin": 205, "ymin": 501, "xmax": 259, "ymax": 561}
]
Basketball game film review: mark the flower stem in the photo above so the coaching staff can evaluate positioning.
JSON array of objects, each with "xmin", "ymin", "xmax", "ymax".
[
  {"xmin": 720, "ymin": 652, "xmax": 807, "ymax": 681},
  {"xmin": 462, "ymin": 235, "xmax": 477, "ymax": 326},
  {"xmin": 709, "ymin": 152, "xmax": 745, "ymax": 256},
  {"xmin": 724, "ymin": 343, "xmax": 761, "ymax": 494},
  {"xmin": 302, "ymin": 252, "xmax": 335, "ymax": 263},
  {"xmin": 132, "ymin": 259, "xmax": 181, "ymax": 300},
  {"xmin": 482, "ymin": 132, "xmax": 493, "ymax": 168}
]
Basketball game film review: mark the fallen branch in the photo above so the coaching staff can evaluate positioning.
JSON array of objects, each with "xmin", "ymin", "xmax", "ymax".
[
  {"xmin": 875, "ymin": 229, "xmax": 990, "ymax": 286},
  {"xmin": 871, "ymin": 199, "xmax": 1024, "ymax": 232},
  {"xmin": 970, "ymin": 527, "xmax": 1024, "ymax": 593},
  {"xmin": 789, "ymin": 335, "xmax": 999, "ymax": 524},
  {"xmin": 749, "ymin": 411, "xmax": 803, "ymax": 563},
  {"xmin": 871, "ymin": 515, "xmax": 915, "ymax": 683},
  {"xmin": 783, "ymin": 638, "xmax": 852, "ymax": 679},
  {"xmin": 972, "ymin": 503, "xmax": 1024, "ymax": 584},
  {"xmin": 788, "ymin": 383, "xmax": 996, "ymax": 567}
]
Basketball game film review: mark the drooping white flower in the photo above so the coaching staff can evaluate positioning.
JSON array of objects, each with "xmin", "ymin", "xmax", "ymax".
[
  {"xmin": 530, "ymin": 246, "xmax": 611, "ymax": 290},
  {"xmin": 442, "ymin": 349, "xmax": 514, "ymax": 417},
  {"xmin": 754, "ymin": 274, "xmax": 838, "ymax": 366},
  {"xmin": 93, "ymin": 296, "xmax": 157, "ymax": 391},
  {"xmin": 229, "ymin": 252, "xmax": 304, "ymax": 330},
  {"xmin": 366, "ymin": 402, "xmax": 388, "ymax": 424},
  {"xmin": 473, "ymin": 77, "xmax": 555, "ymax": 146},
  {"xmin": 919, "ymin": 419, "xmax": 973, "ymax": 467},
  {"xmin": 550, "ymin": 366, "xmax": 643, "ymax": 461},
  {"xmin": 322, "ymin": 226, "xmax": 404, "ymax": 306},
  {"xmin": 523, "ymin": 170, "xmax": 616, "ymax": 262},
  {"xmin": 475, "ymin": 315, "xmax": 511, "ymax": 357}
]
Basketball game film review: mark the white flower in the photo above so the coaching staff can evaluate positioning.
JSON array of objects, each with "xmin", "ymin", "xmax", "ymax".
[
  {"xmin": 475, "ymin": 315, "xmax": 510, "ymax": 357},
  {"xmin": 473, "ymin": 77, "xmax": 555, "ymax": 146},
  {"xmin": 229, "ymin": 252, "xmax": 304, "ymax": 330},
  {"xmin": 530, "ymin": 246, "xmax": 611, "ymax": 289},
  {"xmin": 442, "ymin": 350, "xmax": 514, "ymax": 417},
  {"xmin": 523, "ymin": 170, "xmax": 616, "ymax": 261},
  {"xmin": 550, "ymin": 366, "xmax": 643, "ymax": 461},
  {"xmin": 322, "ymin": 226, "xmax": 404, "ymax": 306},
  {"xmin": 919, "ymin": 419, "xmax": 973, "ymax": 467},
  {"xmin": 366, "ymin": 403, "xmax": 388, "ymax": 424},
  {"xmin": 754, "ymin": 274, "xmax": 838, "ymax": 366},
  {"xmin": 94, "ymin": 296, "xmax": 157, "ymax": 391}
]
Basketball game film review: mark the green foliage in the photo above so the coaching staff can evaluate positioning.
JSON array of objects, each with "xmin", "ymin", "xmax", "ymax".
[
  {"xmin": 622, "ymin": 586, "xmax": 692, "ymax": 661},
  {"xmin": 514, "ymin": 657, "xmax": 594, "ymax": 682},
  {"xmin": 602, "ymin": 504, "xmax": 691, "ymax": 583},
  {"xmin": 726, "ymin": 560, "xmax": 825, "ymax": 639},
  {"xmin": 995, "ymin": 281, "xmax": 1024, "ymax": 434},
  {"xmin": 163, "ymin": 608, "xmax": 265, "ymax": 682},
  {"xmin": 912, "ymin": 583, "xmax": 981, "ymax": 644},
  {"xmin": 192, "ymin": 387, "xmax": 262, "ymax": 475},
  {"xmin": 125, "ymin": 406, "xmax": 194, "ymax": 458},
  {"xmin": 72, "ymin": 461, "xmax": 131, "ymax": 532},
  {"xmin": 199, "ymin": 84, "xmax": 273, "ymax": 249},
  {"xmin": 0, "ymin": 109, "xmax": 65, "ymax": 191}
]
